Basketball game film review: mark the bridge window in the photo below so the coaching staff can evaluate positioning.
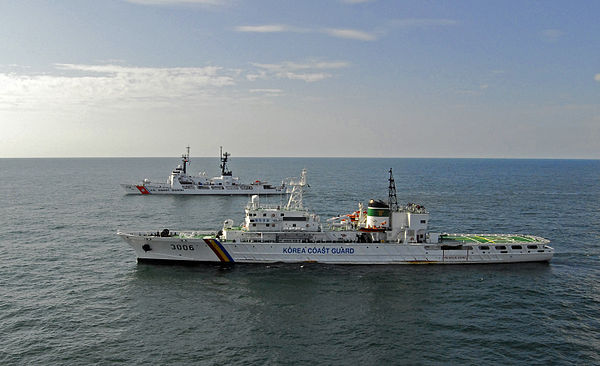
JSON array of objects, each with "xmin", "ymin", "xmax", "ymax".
[
  {"xmin": 283, "ymin": 217, "xmax": 307, "ymax": 221},
  {"xmin": 495, "ymin": 246, "xmax": 506, "ymax": 250},
  {"xmin": 480, "ymin": 246, "xmax": 490, "ymax": 250}
]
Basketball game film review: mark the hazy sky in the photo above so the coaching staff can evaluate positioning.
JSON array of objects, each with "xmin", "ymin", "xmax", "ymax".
[{"xmin": 1, "ymin": 0, "xmax": 599, "ymax": 158}]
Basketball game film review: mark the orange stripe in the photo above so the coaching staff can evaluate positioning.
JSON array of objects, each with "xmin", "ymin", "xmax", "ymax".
[{"xmin": 212, "ymin": 242, "xmax": 228, "ymax": 262}]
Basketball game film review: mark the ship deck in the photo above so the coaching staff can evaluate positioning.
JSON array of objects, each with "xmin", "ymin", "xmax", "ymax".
[
  {"xmin": 440, "ymin": 234, "xmax": 543, "ymax": 244},
  {"xmin": 123, "ymin": 231, "xmax": 547, "ymax": 245}
]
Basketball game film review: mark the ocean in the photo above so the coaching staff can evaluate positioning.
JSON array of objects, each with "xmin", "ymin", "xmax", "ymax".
[{"xmin": 0, "ymin": 157, "xmax": 599, "ymax": 365}]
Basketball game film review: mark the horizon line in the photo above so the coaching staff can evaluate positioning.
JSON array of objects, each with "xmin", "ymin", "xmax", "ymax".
[{"xmin": 1, "ymin": 156, "xmax": 598, "ymax": 160}]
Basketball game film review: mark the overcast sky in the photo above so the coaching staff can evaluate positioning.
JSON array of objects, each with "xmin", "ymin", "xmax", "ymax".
[{"xmin": 1, "ymin": 0, "xmax": 598, "ymax": 158}]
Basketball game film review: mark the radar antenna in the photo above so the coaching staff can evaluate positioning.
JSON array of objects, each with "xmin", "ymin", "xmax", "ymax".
[
  {"xmin": 219, "ymin": 146, "xmax": 232, "ymax": 176},
  {"xmin": 388, "ymin": 168, "xmax": 399, "ymax": 212},
  {"xmin": 181, "ymin": 146, "xmax": 190, "ymax": 174}
]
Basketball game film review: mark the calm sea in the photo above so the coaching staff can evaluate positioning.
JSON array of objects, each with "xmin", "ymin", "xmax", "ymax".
[{"xmin": 0, "ymin": 157, "xmax": 599, "ymax": 365}]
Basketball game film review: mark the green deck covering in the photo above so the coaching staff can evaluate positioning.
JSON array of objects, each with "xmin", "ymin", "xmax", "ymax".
[{"xmin": 441, "ymin": 234, "xmax": 539, "ymax": 244}]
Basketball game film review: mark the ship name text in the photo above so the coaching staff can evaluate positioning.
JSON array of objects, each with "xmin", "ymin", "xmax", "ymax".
[{"xmin": 283, "ymin": 246, "xmax": 355, "ymax": 255}]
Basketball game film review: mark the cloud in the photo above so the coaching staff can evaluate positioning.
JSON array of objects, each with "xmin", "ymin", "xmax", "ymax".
[
  {"xmin": 311, "ymin": 61, "xmax": 349, "ymax": 69},
  {"xmin": 323, "ymin": 28, "xmax": 377, "ymax": 41},
  {"xmin": 282, "ymin": 72, "xmax": 331, "ymax": 82},
  {"xmin": 235, "ymin": 23, "xmax": 376, "ymax": 41},
  {"xmin": 235, "ymin": 19, "xmax": 456, "ymax": 42},
  {"xmin": 250, "ymin": 88, "xmax": 283, "ymax": 96},
  {"xmin": 540, "ymin": 29, "xmax": 564, "ymax": 42},
  {"xmin": 0, "ymin": 64, "xmax": 235, "ymax": 110},
  {"xmin": 0, "ymin": 61, "xmax": 348, "ymax": 110},
  {"xmin": 250, "ymin": 88, "xmax": 282, "ymax": 93},
  {"xmin": 234, "ymin": 24, "xmax": 307, "ymax": 33},
  {"xmin": 594, "ymin": 74, "xmax": 600, "ymax": 82},
  {"xmin": 57, "ymin": 63, "xmax": 234, "ymax": 87},
  {"xmin": 253, "ymin": 61, "xmax": 349, "ymax": 70},
  {"xmin": 247, "ymin": 60, "xmax": 349, "ymax": 82},
  {"xmin": 246, "ymin": 70, "xmax": 267, "ymax": 82}
]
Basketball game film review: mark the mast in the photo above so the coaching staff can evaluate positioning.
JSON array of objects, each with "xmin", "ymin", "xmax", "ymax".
[
  {"xmin": 182, "ymin": 146, "xmax": 190, "ymax": 174},
  {"xmin": 285, "ymin": 168, "xmax": 308, "ymax": 210},
  {"xmin": 219, "ymin": 146, "xmax": 232, "ymax": 176},
  {"xmin": 388, "ymin": 168, "xmax": 399, "ymax": 212}
]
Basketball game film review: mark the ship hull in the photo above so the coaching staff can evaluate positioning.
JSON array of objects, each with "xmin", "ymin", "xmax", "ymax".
[
  {"xmin": 121, "ymin": 184, "xmax": 286, "ymax": 195},
  {"xmin": 118, "ymin": 233, "xmax": 553, "ymax": 264}
]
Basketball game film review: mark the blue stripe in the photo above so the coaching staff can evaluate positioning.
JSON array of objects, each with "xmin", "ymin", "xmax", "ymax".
[{"xmin": 213, "ymin": 239, "xmax": 235, "ymax": 262}]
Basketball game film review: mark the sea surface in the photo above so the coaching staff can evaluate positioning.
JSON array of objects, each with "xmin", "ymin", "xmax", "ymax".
[{"xmin": 1, "ymin": 157, "xmax": 599, "ymax": 365}]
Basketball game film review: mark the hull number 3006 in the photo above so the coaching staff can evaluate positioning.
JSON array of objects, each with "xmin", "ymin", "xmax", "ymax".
[{"xmin": 170, "ymin": 244, "xmax": 194, "ymax": 251}]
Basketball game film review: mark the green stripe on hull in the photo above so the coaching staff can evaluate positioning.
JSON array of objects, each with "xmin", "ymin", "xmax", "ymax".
[{"xmin": 367, "ymin": 208, "xmax": 389, "ymax": 217}]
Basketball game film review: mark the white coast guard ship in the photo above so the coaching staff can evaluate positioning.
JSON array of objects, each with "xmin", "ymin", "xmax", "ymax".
[
  {"xmin": 118, "ymin": 169, "xmax": 553, "ymax": 264},
  {"xmin": 121, "ymin": 147, "xmax": 285, "ymax": 195}
]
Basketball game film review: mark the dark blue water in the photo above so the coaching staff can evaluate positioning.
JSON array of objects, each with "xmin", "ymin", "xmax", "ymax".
[{"xmin": 1, "ymin": 158, "xmax": 599, "ymax": 365}]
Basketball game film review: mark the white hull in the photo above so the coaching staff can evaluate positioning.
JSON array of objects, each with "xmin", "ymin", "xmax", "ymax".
[
  {"xmin": 119, "ymin": 169, "xmax": 553, "ymax": 265},
  {"xmin": 121, "ymin": 147, "xmax": 286, "ymax": 195},
  {"xmin": 118, "ymin": 232, "xmax": 554, "ymax": 264},
  {"xmin": 121, "ymin": 183, "xmax": 285, "ymax": 195}
]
